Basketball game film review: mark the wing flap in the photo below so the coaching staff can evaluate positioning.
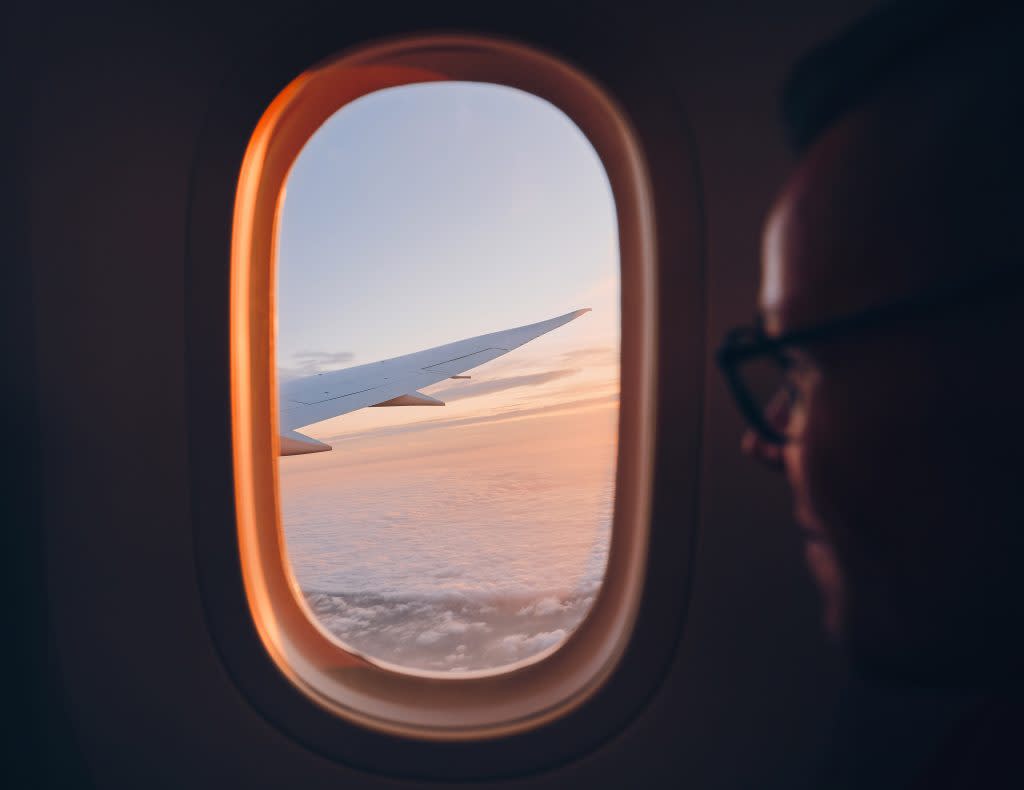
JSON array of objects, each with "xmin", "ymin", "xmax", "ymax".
[{"xmin": 371, "ymin": 391, "xmax": 445, "ymax": 407}]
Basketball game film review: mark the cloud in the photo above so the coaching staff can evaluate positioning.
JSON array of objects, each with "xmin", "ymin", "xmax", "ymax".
[
  {"xmin": 278, "ymin": 349, "xmax": 356, "ymax": 381},
  {"xmin": 498, "ymin": 629, "xmax": 567, "ymax": 655},
  {"xmin": 517, "ymin": 596, "xmax": 569, "ymax": 617},
  {"xmin": 430, "ymin": 368, "xmax": 579, "ymax": 402},
  {"xmin": 558, "ymin": 346, "xmax": 618, "ymax": 366},
  {"xmin": 297, "ymin": 591, "xmax": 600, "ymax": 672}
]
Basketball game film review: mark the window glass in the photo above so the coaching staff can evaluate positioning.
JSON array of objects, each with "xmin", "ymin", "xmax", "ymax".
[{"xmin": 276, "ymin": 82, "xmax": 619, "ymax": 674}]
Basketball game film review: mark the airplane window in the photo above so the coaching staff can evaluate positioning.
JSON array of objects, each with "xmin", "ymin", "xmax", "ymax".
[{"xmin": 275, "ymin": 81, "xmax": 620, "ymax": 675}]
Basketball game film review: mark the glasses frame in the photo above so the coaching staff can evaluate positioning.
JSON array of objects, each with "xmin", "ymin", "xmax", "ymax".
[{"xmin": 717, "ymin": 265, "xmax": 1024, "ymax": 446}]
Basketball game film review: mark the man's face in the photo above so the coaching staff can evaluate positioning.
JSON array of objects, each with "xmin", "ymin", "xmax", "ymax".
[{"xmin": 753, "ymin": 110, "xmax": 1023, "ymax": 685}]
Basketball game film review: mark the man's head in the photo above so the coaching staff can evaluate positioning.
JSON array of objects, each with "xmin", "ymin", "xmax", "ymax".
[{"xmin": 743, "ymin": 1, "xmax": 1024, "ymax": 687}]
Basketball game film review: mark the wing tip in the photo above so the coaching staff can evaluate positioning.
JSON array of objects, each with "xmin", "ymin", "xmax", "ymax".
[{"xmin": 571, "ymin": 307, "xmax": 592, "ymax": 318}]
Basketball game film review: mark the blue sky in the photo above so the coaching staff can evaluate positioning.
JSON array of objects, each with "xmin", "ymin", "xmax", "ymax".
[{"xmin": 276, "ymin": 81, "xmax": 619, "ymax": 373}]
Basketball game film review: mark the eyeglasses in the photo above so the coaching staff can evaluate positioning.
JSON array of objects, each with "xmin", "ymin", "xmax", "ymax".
[{"xmin": 717, "ymin": 266, "xmax": 1024, "ymax": 446}]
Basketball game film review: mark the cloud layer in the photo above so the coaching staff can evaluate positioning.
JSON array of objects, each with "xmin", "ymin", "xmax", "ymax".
[
  {"xmin": 304, "ymin": 590, "xmax": 596, "ymax": 672},
  {"xmin": 280, "ymin": 367, "xmax": 618, "ymax": 674}
]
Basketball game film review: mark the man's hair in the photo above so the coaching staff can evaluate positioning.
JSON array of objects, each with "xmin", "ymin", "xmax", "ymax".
[
  {"xmin": 781, "ymin": 0, "xmax": 1019, "ymax": 153},
  {"xmin": 780, "ymin": 0, "xmax": 1024, "ymax": 283}
]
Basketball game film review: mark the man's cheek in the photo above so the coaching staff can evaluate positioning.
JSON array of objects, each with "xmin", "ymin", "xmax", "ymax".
[
  {"xmin": 798, "ymin": 377, "xmax": 883, "ymax": 532},
  {"xmin": 785, "ymin": 436, "xmax": 848, "ymax": 637},
  {"xmin": 785, "ymin": 396, "xmax": 844, "ymax": 532}
]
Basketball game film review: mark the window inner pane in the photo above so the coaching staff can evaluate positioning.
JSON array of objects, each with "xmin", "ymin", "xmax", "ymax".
[{"xmin": 275, "ymin": 81, "xmax": 620, "ymax": 674}]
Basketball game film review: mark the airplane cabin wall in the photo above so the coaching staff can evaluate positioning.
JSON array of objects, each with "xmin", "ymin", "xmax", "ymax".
[{"xmin": 22, "ymin": 1, "xmax": 962, "ymax": 788}]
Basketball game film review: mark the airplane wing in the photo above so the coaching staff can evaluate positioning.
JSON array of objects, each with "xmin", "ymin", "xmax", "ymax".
[{"xmin": 278, "ymin": 308, "xmax": 591, "ymax": 455}]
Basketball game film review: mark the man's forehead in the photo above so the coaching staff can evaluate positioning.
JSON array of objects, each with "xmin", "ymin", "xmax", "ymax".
[{"xmin": 759, "ymin": 108, "xmax": 951, "ymax": 335}]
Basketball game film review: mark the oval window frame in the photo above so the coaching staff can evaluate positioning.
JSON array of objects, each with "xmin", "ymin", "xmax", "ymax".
[{"xmin": 235, "ymin": 33, "xmax": 653, "ymax": 737}]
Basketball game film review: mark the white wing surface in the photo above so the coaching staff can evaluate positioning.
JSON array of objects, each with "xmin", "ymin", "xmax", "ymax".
[{"xmin": 278, "ymin": 309, "xmax": 591, "ymax": 455}]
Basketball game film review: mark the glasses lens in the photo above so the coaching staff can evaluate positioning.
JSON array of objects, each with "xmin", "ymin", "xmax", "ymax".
[{"xmin": 734, "ymin": 352, "xmax": 794, "ymax": 439}]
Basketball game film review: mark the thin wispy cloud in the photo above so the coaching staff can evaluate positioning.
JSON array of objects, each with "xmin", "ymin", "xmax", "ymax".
[
  {"xmin": 465, "ymin": 343, "xmax": 617, "ymax": 381},
  {"xmin": 558, "ymin": 346, "xmax": 618, "ymax": 366},
  {"xmin": 321, "ymin": 392, "xmax": 618, "ymax": 445},
  {"xmin": 278, "ymin": 349, "xmax": 356, "ymax": 382},
  {"xmin": 430, "ymin": 368, "xmax": 579, "ymax": 402}
]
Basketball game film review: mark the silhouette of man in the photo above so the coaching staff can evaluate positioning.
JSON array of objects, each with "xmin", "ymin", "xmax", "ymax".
[{"xmin": 718, "ymin": 0, "xmax": 1023, "ymax": 785}]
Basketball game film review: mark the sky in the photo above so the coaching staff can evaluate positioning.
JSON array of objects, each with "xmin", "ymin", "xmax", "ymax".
[{"xmin": 275, "ymin": 81, "xmax": 620, "ymax": 673}]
